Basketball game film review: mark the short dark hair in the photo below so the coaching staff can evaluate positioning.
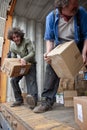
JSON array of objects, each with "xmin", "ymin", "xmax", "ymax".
[{"xmin": 7, "ymin": 27, "xmax": 24, "ymax": 41}]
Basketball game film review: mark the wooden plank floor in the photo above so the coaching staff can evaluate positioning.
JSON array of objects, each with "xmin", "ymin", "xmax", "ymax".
[
  {"xmin": 0, "ymin": 103, "xmax": 80, "ymax": 130},
  {"xmin": 42, "ymin": 104, "xmax": 80, "ymax": 130}
]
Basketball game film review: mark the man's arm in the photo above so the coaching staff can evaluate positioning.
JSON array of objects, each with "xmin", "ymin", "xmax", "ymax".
[
  {"xmin": 23, "ymin": 41, "xmax": 35, "ymax": 63},
  {"xmin": 44, "ymin": 11, "xmax": 55, "ymax": 64},
  {"xmin": 44, "ymin": 40, "xmax": 54, "ymax": 64},
  {"xmin": 82, "ymin": 39, "xmax": 87, "ymax": 65}
]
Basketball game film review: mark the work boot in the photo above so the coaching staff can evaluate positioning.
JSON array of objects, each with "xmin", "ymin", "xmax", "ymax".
[
  {"xmin": 26, "ymin": 94, "xmax": 37, "ymax": 109},
  {"xmin": 33, "ymin": 104, "xmax": 52, "ymax": 113},
  {"xmin": 10, "ymin": 101, "xmax": 24, "ymax": 107}
]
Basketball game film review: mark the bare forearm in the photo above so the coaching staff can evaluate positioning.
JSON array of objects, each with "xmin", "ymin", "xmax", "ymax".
[
  {"xmin": 46, "ymin": 40, "xmax": 54, "ymax": 53},
  {"xmin": 44, "ymin": 40, "xmax": 54, "ymax": 64},
  {"xmin": 82, "ymin": 39, "xmax": 87, "ymax": 65}
]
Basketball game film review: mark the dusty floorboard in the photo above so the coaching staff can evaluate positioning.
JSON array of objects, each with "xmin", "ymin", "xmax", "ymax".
[
  {"xmin": 0, "ymin": 102, "xmax": 80, "ymax": 130},
  {"xmin": 42, "ymin": 103, "xmax": 80, "ymax": 130}
]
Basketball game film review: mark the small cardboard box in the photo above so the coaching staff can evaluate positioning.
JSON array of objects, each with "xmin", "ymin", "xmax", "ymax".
[
  {"xmin": 74, "ymin": 96, "xmax": 87, "ymax": 130},
  {"xmin": 47, "ymin": 41, "xmax": 83, "ymax": 78},
  {"xmin": 64, "ymin": 90, "xmax": 77, "ymax": 107},
  {"xmin": 1, "ymin": 58, "xmax": 31, "ymax": 77},
  {"xmin": 56, "ymin": 90, "xmax": 77, "ymax": 107},
  {"xmin": 58, "ymin": 78, "xmax": 75, "ymax": 93}
]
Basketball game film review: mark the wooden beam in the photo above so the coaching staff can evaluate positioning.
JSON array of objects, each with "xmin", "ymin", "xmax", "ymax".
[
  {"xmin": 0, "ymin": 14, "xmax": 13, "ymax": 103},
  {"xmin": 8, "ymin": 0, "xmax": 17, "ymax": 16},
  {"xmin": 0, "ymin": 0, "xmax": 17, "ymax": 103}
]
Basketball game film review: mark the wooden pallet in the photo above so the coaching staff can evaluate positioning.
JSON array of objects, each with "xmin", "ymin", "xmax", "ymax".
[{"xmin": 0, "ymin": 103, "xmax": 77, "ymax": 130}]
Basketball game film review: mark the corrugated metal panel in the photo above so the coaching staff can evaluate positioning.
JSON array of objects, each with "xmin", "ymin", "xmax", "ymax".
[
  {"xmin": 0, "ymin": 0, "xmax": 11, "ymax": 37},
  {"xmin": 0, "ymin": 0, "xmax": 11, "ymax": 59},
  {"xmin": 0, "ymin": 0, "xmax": 11, "ymax": 18},
  {"xmin": 0, "ymin": 17, "xmax": 5, "ymax": 37},
  {"xmin": 0, "ymin": 37, "xmax": 4, "ymax": 57},
  {"xmin": 35, "ymin": 23, "xmax": 44, "ymax": 99},
  {"xmin": 6, "ymin": 78, "xmax": 15, "ymax": 102},
  {"xmin": 14, "ymin": 0, "xmax": 54, "ymax": 23}
]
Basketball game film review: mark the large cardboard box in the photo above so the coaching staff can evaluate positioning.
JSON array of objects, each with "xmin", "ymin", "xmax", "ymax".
[
  {"xmin": 74, "ymin": 96, "xmax": 87, "ymax": 130},
  {"xmin": 47, "ymin": 41, "xmax": 83, "ymax": 78},
  {"xmin": 1, "ymin": 58, "xmax": 31, "ymax": 77}
]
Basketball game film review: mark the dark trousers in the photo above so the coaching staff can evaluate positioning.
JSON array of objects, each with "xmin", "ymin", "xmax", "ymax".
[
  {"xmin": 10, "ymin": 64, "xmax": 38, "ymax": 102},
  {"xmin": 41, "ymin": 64, "xmax": 60, "ymax": 107}
]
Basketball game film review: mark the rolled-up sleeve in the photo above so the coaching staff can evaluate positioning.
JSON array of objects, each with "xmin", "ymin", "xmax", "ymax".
[
  {"xmin": 80, "ymin": 7, "xmax": 87, "ymax": 40},
  {"xmin": 44, "ymin": 11, "xmax": 55, "ymax": 41}
]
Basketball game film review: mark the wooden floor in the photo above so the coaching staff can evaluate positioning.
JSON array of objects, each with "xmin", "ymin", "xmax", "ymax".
[
  {"xmin": 0, "ymin": 102, "xmax": 80, "ymax": 130},
  {"xmin": 42, "ymin": 104, "xmax": 80, "ymax": 130}
]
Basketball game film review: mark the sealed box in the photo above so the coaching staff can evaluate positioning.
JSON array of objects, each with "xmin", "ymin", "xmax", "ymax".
[
  {"xmin": 47, "ymin": 41, "xmax": 83, "ymax": 78},
  {"xmin": 64, "ymin": 90, "xmax": 77, "ymax": 107},
  {"xmin": 56, "ymin": 90, "xmax": 77, "ymax": 107},
  {"xmin": 74, "ymin": 96, "xmax": 87, "ymax": 130},
  {"xmin": 1, "ymin": 58, "xmax": 31, "ymax": 77}
]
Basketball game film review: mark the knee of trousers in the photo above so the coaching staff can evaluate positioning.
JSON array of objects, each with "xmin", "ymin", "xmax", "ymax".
[{"xmin": 10, "ymin": 78, "xmax": 18, "ymax": 85}]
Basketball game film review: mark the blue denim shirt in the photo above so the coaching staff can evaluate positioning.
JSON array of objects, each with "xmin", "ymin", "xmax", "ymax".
[{"xmin": 44, "ymin": 7, "xmax": 87, "ymax": 46}]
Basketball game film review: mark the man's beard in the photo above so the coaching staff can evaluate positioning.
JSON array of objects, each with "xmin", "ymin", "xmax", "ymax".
[{"xmin": 71, "ymin": 7, "xmax": 78, "ymax": 15}]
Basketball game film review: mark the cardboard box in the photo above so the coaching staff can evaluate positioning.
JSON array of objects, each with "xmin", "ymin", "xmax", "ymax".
[
  {"xmin": 1, "ymin": 58, "xmax": 31, "ymax": 77},
  {"xmin": 74, "ymin": 96, "xmax": 87, "ymax": 130},
  {"xmin": 64, "ymin": 90, "xmax": 77, "ymax": 107},
  {"xmin": 56, "ymin": 90, "xmax": 77, "ymax": 107},
  {"xmin": 58, "ymin": 78, "xmax": 75, "ymax": 93},
  {"xmin": 47, "ymin": 41, "xmax": 83, "ymax": 78},
  {"xmin": 75, "ymin": 67, "xmax": 87, "ymax": 96}
]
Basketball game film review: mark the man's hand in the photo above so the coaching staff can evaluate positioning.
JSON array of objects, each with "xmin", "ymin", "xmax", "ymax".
[
  {"xmin": 82, "ymin": 52, "xmax": 87, "ymax": 65},
  {"xmin": 44, "ymin": 53, "xmax": 51, "ymax": 64},
  {"xmin": 82, "ymin": 40, "xmax": 87, "ymax": 65},
  {"xmin": 20, "ymin": 58, "xmax": 27, "ymax": 65}
]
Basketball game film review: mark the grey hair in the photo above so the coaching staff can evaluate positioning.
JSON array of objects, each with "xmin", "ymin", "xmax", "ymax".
[
  {"xmin": 54, "ymin": 0, "xmax": 69, "ymax": 12},
  {"xmin": 55, "ymin": 0, "xmax": 69, "ymax": 8}
]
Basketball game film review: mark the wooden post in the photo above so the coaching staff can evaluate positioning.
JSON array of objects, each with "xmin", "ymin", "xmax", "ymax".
[{"xmin": 0, "ymin": 0, "xmax": 16, "ymax": 103}]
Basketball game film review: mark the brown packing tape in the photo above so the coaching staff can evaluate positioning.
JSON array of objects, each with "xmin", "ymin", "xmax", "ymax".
[{"xmin": 64, "ymin": 97, "xmax": 73, "ymax": 100}]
